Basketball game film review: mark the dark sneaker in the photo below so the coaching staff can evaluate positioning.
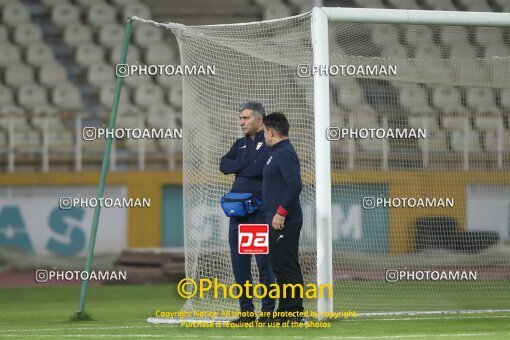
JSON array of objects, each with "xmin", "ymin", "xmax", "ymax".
[
  {"xmin": 287, "ymin": 316, "xmax": 307, "ymax": 325},
  {"xmin": 229, "ymin": 316, "xmax": 256, "ymax": 324}
]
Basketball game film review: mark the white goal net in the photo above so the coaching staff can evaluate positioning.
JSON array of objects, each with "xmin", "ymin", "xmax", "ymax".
[{"xmin": 132, "ymin": 8, "xmax": 510, "ymax": 315}]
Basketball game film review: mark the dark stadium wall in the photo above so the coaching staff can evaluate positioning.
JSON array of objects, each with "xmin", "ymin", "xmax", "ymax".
[{"xmin": 333, "ymin": 171, "xmax": 510, "ymax": 254}]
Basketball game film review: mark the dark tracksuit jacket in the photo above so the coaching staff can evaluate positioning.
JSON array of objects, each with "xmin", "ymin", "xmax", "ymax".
[
  {"xmin": 262, "ymin": 138, "xmax": 304, "ymax": 313},
  {"xmin": 262, "ymin": 139, "xmax": 303, "ymax": 225},
  {"xmin": 219, "ymin": 129, "xmax": 275, "ymax": 313}
]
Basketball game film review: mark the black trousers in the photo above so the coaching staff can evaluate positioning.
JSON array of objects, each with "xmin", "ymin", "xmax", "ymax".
[
  {"xmin": 229, "ymin": 211, "xmax": 276, "ymax": 313},
  {"xmin": 269, "ymin": 222, "xmax": 304, "ymax": 313}
]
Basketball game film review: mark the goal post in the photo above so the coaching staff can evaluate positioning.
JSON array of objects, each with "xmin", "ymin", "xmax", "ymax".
[
  {"xmin": 312, "ymin": 7, "xmax": 333, "ymax": 317},
  {"xmin": 80, "ymin": 7, "xmax": 510, "ymax": 319},
  {"xmin": 312, "ymin": 6, "xmax": 510, "ymax": 318}
]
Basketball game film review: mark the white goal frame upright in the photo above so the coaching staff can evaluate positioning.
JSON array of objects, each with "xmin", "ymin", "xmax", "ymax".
[{"xmin": 313, "ymin": 7, "xmax": 510, "ymax": 317}]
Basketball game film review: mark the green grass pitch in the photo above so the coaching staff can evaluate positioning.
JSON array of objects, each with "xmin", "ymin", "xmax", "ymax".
[{"xmin": 1, "ymin": 283, "xmax": 510, "ymax": 339}]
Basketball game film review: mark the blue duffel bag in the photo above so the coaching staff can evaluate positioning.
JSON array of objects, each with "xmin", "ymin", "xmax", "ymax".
[{"xmin": 220, "ymin": 192, "xmax": 262, "ymax": 217}]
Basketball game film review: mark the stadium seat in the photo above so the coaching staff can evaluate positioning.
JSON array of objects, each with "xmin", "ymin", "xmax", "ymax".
[
  {"xmin": 452, "ymin": 61, "xmax": 490, "ymax": 84},
  {"xmin": 147, "ymin": 104, "xmax": 179, "ymax": 128},
  {"xmin": 87, "ymin": 63, "xmax": 115, "ymax": 88},
  {"xmin": 0, "ymin": 105, "xmax": 25, "ymax": 116},
  {"xmin": 0, "ymin": 112, "xmax": 28, "ymax": 128},
  {"xmin": 125, "ymin": 137, "xmax": 159, "ymax": 153},
  {"xmin": 87, "ymin": 3, "xmax": 117, "ymax": 29},
  {"xmin": 408, "ymin": 114, "xmax": 439, "ymax": 132},
  {"xmin": 99, "ymin": 23, "xmax": 124, "ymax": 47},
  {"xmin": 124, "ymin": 71, "xmax": 151, "ymax": 88},
  {"xmin": 51, "ymin": 3, "xmax": 80, "ymax": 28},
  {"xmin": 134, "ymin": 25, "xmax": 163, "ymax": 48},
  {"xmin": 32, "ymin": 112, "xmax": 64, "ymax": 129},
  {"xmin": 354, "ymin": 0, "xmax": 387, "ymax": 9},
  {"xmin": 450, "ymin": 129, "xmax": 481, "ymax": 152},
  {"xmin": 0, "ymin": 0, "xmax": 20, "ymax": 6},
  {"xmin": 123, "ymin": 3, "xmax": 151, "ymax": 20},
  {"xmin": 0, "ymin": 25, "xmax": 7, "ymax": 42},
  {"xmin": 155, "ymin": 74, "xmax": 182, "ymax": 89},
  {"xmin": 99, "ymin": 83, "xmax": 134, "ymax": 114},
  {"xmin": 484, "ymin": 131, "xmax": 510, "ymax": 152},
  {"xmin": 25, "ymin": 43, "xmax": 56, "ymax": 67},
  {"xmin": 64, "ymin": 24, "xmax": 93, "ymax": 47},
  {"xmin": 405, "ymin": 25, "xmax": 434, "ymax": 46},
  {"xmin": 134, "ymin": 83, "xmax": 164, "ymax": 109},
  {"xmin": 330, "ymin": 112, "xmax": 346, "ymax": 128},
  {"xmin": 419, "ymin": 130, "xmax": 448, "ymax": 152},
  {"xmin": 458, "ymin": 0, "xmax": 492, "ymax": 12},
  {"xmin": 358, "ymin": 138, "xmax": 386, "ymax": 152},
  {"xmin": 440, "ymin": 27, "xmax": 469, "ymax": 46},
  {"xmin": 263, "ymin": 3, "xmax": 292, "ymax": 20},
  {"xmin": 475, "ymin": 27, "xmax": 504, "ymax": 46},
  {"xmin": 167, "ymin": 85, "xmax": 183, "ymax": 108},
  {"xmin": 52, "ymin": 82, "xmax": 84, "ymax": 111},
  {"xmin": 18, "ymin": 84, "xmax": 48, "ymax": 109},
  {"xmin": 500, "ymin": 89, "xmax": 510, "ymax": 110},
  {"xmin": 144, "ymin": 44, "xmax": 178, "ymax": 65},
  {"xmin": 47, "ymin": 129, "xmax": 74, "ymax": 151},
  {"xmin": 386, "ymin": 0, "xmax": 421, "ymax": 10},
  {"xmin": 41, "ymin": 0, "xmax": 70, "ymax": 7},
  {"xmin": 466, "ymin": 87, "xmax": 500, "ymax": 114},
  {"xmin": 399, "ymin": 85, "xmax": 433, "ymax": 114},
  {"xmin": 414, "ymin": 44, "xmax": 442, "ymax": 59},
  {"xmin": 423, "ymin": 0, "xmax": 457, "ymax": 10},
  {"xmin": 112, "ymin": 0, "xmax": 141, "ymax": 6},
  {"xmin": 38, "ymin": 62, "xmax": 68, "ymax": 87},
  {"xmin": 160, "ymin": 137, "xmax": 183, "ymax": 154},
  {"xmin": 371, "ymin": 25, "xmax": 400, "ymax": 46},
  {"xmin": 5, "ymin": 62, "xmax": 35, "ymax": 88},
  {"xmin": 0, "ymin": 130, "xmax": 6, "ymax": 148},
  {"xmin": 442, "ymin": 115, "xmax": 469, "ymax": 130},
  {"xmin": 431, "ymin": 85, "xmax": 467, "ymax": 114},
  {"xmin": 483, "ymin": 44, "xmax": 510, "ymax": 58},
  {"xmin": 449, "ymin": 43, "xmax": 478, "ymax": 59},
  {"xmin": 0, "ymin": 84, "xmax": 14, "ymax": 105},
  {"xmin": 116, "ymin": 113, "xmax": 144, "ymax": 130},
  {"xmin": 13, "ymin": 23, "xmax": 43, "ymax": 47},
  {"xmin": 296, "ymin": 3, "xmax": 314, "ymax": 13},
  {"xmin": 336, "ymin": 84, "xmax": 364, "ymax": 109},
  {"xmin": 488, "ymin": 65, "xmax": 510, "ymax": 87},
  {"xmin": 31, "ymin": 104, "xmax": 59, "ymax": 115},
  {"xmin": 76, "ymin": 43, "xmax": 105, "ymax": 66},
  {"xmin": 0, "ymin": 43, "xmax": 21, "ymax": 66},
  {"xmin": 13, "ymin": 129, "xmax": 41, "ymax": 152},
  {"xmin": 380, "ymin": 44, "xmax": 408, "ymax": 58},
  {"xmin": 75, "ymin": 0, "xmax": 103, "ymax": 8},
  {"xmin": 110, "ymin": 43, "xmax": 141, "ymax": 65},
  {"xmin": 475, "ymin": 115, "xmax": 502, "ymax": 131},
  {"xmin": 494, "ymin": 0, "xmax": 510, "ymax": 12},
  {"xmin": 350, "ymin": 112, "xmax": 379, "ymax": 129},
  {"xmin": 2, "ymin": 3, "xmax": 30, "ymax": 27}
]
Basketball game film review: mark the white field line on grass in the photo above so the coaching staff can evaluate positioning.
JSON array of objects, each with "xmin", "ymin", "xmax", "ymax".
[
  {"xmin": 3, "ymin": 314, "xmax": 510, "ymax": 334},
  {"xmin": 0, "ymin": 326, "xmax": 155, "ymax": 333},
  {"xmin": 147, "ymin": 313, "xmax": 510, "ymax": 325},
  {"xmin": 1, "ymin": 333, "xmax": 510, "ymax": 339}
]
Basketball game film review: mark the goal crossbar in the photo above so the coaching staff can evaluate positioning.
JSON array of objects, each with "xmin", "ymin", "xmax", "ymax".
[{"xmin": 312, "ymin": 7, "xmax": 510, "ymax": 318}]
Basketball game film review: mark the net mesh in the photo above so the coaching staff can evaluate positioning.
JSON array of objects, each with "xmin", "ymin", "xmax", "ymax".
[{"xmin": 132, "ymin": 11, "xmax": 510, "ymax": 314}]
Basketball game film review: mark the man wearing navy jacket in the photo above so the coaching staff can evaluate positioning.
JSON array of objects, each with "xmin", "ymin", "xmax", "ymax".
[
  {"xmin": 262, "ymin": 112, "xmax": 304, "ymax": 323},
  {"xmin": 220, "ymin": 101, "xmax": 275, "ymax": 324}
]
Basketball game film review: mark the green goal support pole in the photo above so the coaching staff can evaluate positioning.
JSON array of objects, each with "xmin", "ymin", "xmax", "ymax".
[{"xmin": 76, "ymin": 17, "xmax": 133, "ymax": 316}]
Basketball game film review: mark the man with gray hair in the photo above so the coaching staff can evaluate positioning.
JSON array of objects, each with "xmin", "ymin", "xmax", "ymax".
[{"xmin": 220, "ymin": 101, "xmax": 275, "ymax": 324}]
